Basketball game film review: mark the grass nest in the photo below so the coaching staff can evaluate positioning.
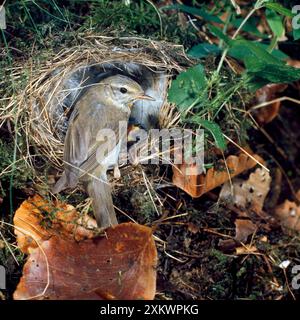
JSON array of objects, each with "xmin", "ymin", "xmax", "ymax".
[{"xmin": 10, "ymin": 35, "xmax": 194, "ymax": 171}]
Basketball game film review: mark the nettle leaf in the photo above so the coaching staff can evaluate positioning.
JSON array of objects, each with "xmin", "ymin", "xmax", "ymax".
[
  {"xmin": 188, "ymin": 43, "xmax": 221, "ymax": 58},
  {"xmin": 229, "ymin": 39, "xmax": 300, "ymax": 89},
  {"xmin": 228, "ymin": 41, "xmax": 288, "ymax": 61},
  {"xmin": 266, "ymin": 9, "xmax": 285, "ymax": 37},
  {"xmin": 265, "ymin": 2, "xmax": 294, "ymax": 17},
  {"xmin": 258, "ymin": 43, "xmax": 288, "ymax": 59},
  {"xmin": 163, "ymin": 4, "xmax": 223, "ymax": 23},
  {"xmin": 229, "ymin": 39, "xmax": 282, "ymax": 66},
  {"xmin": 168, "ymin": 64, "xmax": 207, "ymax": 110},
  {"xmin": 247, "ymin": 60, "xmax": 300, "ymax": 85},
  {"xmin": 197, "ymin": 120, "xmax": 226, "ymax": 151}
]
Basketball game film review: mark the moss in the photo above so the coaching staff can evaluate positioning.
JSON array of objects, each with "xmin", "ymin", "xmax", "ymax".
[
  {"xmin": 1, "ymin": 0, "xmax": 199, "ymax": 55},
  {"xmin": 0, "ymin": 140, "xmax": 33, "ymax": 197}
]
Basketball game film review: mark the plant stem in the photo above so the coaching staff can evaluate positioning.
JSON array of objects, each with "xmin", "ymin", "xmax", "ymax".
[{"xmin": 216, "ymin": 0, "xmax": 267, "ymax": 74}]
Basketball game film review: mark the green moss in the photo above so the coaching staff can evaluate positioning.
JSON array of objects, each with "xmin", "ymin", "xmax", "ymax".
[
  {"xmin": 0, "ymin": 140, "xmax": 33, "ymax": 197},
  {"xmin": 1, "ymin": 0, "xmax": 199, "ymax": 54}
]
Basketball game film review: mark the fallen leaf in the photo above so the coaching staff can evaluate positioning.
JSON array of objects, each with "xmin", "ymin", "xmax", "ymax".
[
  {"xmin": 14, "ymin": 222, "xmax": 157, "ymax": 300},
  {"xmin": 287, "ymin": 59, "xmax": 300, "ymax": 69},
  {"xmin": 255, "ymin": 83, "xmax": 287, "ymax": 124},
  {"xmin": 260, "ymin": 236, "xmax": 268, "ymax": 242},
  {"xmin": 173, "ymin": 152, "xmax": 264, "ymax": 198},
  {"xmin": 14, "ymin": 195, "xmax": 97, "ymax": 253},
  {"xmin": 235, "ymin": 219, "xmax": 257, "ymax": 243},
  {"xmin": 236, "ymin": 245, "xmax": 258, "ymax": 255},
  {"xmin": 274, "ymin": 191, "xmax": 300, "ymax": 232},
  {"xmin": 13, "ymin": 195, "xmax": 55, "ymax": 254},
  {"xmin": 219, "ymin": 168, "xmax": 271, "ymax": 246},
  {"xmin": 218, "ymin": 219, "xmax": 257, "ymax": 252},
  {"xmin": 219, "ymin": 168, "xmax": 271, "ymax": 213},
  {"xmin": 187, "ymin": 223, "xmax": 200, "ymax": 234}
]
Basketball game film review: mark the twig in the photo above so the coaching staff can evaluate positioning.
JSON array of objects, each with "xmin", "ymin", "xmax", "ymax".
[
  {"xmin": 223, "ymin": 134, "xmax": 270, "ymax": 172},
  {"xmin": 2, "ymin": 221, "xmax": 50, "ymax": 300},
  {"xmin": 0, "ymin": 229, "xmax": 19, "ymax": 265},
  {"xmin": 248, "ymin": 96, "xmax": 300, "ymax": 113},
  {"xmin": 145, "ymin": 0, "xmax": 163, "ymax": 37}
]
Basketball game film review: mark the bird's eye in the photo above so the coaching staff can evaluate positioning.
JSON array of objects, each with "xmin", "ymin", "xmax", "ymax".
[{"xmin": 120, "ymin": 87, "xmax": 128, "ymax": 94}]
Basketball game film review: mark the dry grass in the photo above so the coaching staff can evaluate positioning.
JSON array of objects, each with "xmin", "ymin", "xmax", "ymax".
[{"xmin": 0, "ymin": 34, "xmax": 192, "ymax": 173}]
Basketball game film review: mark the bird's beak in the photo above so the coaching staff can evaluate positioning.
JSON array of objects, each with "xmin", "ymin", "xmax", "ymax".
[{"xmin": 137, "ymin": 93, "xmax": 155, "ymax": 101}]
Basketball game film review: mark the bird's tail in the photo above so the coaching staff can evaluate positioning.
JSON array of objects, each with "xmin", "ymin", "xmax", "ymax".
[
  {"xmin": 52, "ymin": 171, "xmax": 78, "ymax": 194},
  {"xmin": 52, "ymin": 172, "xmax": 68, "ymax": 194},
  {"xmin": 87, "ymin": 177, "xmax": 118, "ymax": 228}
]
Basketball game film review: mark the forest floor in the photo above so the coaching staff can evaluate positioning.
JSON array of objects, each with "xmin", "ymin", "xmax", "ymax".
[{"xmin": 1, "ymin": 0, "xmax": 300, "ymax": 300}]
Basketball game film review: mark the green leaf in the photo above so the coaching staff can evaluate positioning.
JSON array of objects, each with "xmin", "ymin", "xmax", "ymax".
[
  {"xmin": 197, "ymin": 120, "xmax": 226, "ymax": 151},
  {"xmin": 208, "ymin": 24, "xmax": 231, "ymax": 44},
  {"xmin": 293, "ymin": 28, "xmax": 300, "ymax": 41},
  {"xmin": 168, "ymin": 64, "xmax": 207, "ymax": 110},
  {"xmin": 260, "ymin": 44, "xmax": 288, "ymax": 60},
  {"xmin": 229, "ymin": 39, "xmax": 300, "ymax": 89},
  {"xmin": 228, "ymin": 41, "xmax": 288, "ymax": 61},
  {"xmin": 246, "ymin": 60, "xmax": 300, "ymax": 87},
  {"xmin": 188, "ymin": 43, "xmax": 221, "ymax": 58},
  {"xmin": 266, "ymin": 9, "xmax": 285, "ymax": 37},
  {"xmin": 265, "ymin": 2, "xmax": 294, "ymax": 17},
  {"xmin": 162, "ymin": 4, "xmax": 223, "ymax": 23},
  {"xmin": 229, "ymin": 39, "xmax": 283, "ymax": 66}
]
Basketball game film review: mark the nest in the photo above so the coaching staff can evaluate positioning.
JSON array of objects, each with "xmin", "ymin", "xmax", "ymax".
[{"xmin": 18, "ymin": 35, "xmax": 194, "ymax": 169}]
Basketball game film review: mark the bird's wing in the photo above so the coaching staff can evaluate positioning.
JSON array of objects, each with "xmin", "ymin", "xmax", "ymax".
[
  {"xmin": 64, "ymin": 98, "xmax": 127, "ymax": 182},
  {"xmin": 79, "ymin": 119, "xmax": 122, "ymax": 179},
  {"xmin": 64, "ymin": 109, "xmax": 88, "ymax": 170}
]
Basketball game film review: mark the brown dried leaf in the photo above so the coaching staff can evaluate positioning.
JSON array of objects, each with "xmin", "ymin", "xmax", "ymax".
[
  {"xmin": 187, "ymin": 223, "xmax": 200, "ymax": 234},
  {"xmin": 274, "ymin": 191, "xmax": 300, "ymax": 232},
  {"xmin": 14, "ymin": 222, "xmax": 157, "ymax": 300},
  {"xmin": 13, "ymin": 195, "xmax": 53, "ymax": 253},
  {"xmin": 235, "ymin": 219, "xmax": 257, "ymax": 243},
  {"xmin": 14, "ymin": 195, "xmax": 97, "ymax": 253},
  {"xmin": 219, "ymin": 168, "xmax": 271, "ymax": 213},
  {"xmin": 173, "ymin": 153, "xmax": 264, "ymax": 198},
  {"xmin": 287, "ymin": 59, "xmax": 300, "ymax": 69},
  {"xmin": 254, "ymin": 83, "xmax": 288, "ymax": 125},
  {"xmin": 218, "ymin": 219, "xmax": 257, "ymax": 253},
  {"xmin": 235, "ymin": 245, "xmax": 258, "ymax": 255},
  {"xmin": 219, "ymin": 168, "xmax": 271, "ymax": 245}
]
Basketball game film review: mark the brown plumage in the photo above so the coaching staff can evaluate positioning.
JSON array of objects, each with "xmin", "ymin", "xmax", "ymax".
[{"xmin": 52, "ymin": 75, "xmax": 153, "ymax": 228}]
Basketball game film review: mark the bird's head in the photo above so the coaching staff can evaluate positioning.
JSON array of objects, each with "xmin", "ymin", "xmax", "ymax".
[{"xmin": 101, "ymin": 75, "xmax": 154, "ymax": 110}]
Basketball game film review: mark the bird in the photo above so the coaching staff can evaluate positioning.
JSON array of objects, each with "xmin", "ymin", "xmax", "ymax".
[{"xmin": 52, "ymin": 74, "xmax": 154, "ymax": 228}]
